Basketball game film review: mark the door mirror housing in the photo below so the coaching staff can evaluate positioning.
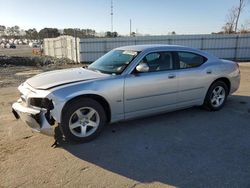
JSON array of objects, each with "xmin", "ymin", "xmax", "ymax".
[{"xmin": 136, "ymin": 63, "xmax": 149, "ymax": 73}]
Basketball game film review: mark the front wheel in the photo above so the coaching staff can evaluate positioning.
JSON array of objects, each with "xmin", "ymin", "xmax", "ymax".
[
  {"xmin": 203, "ymin": 81, "xmax": 228, "ymax": 111},
  {"xmin": 61, "ymin": 98, "xmax": 107, "ymax": 143}
]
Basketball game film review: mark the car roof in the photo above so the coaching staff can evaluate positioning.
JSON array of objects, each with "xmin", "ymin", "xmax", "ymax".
[{"xmin": 116, "ymin": 44, "xmax": 194, "ymax": 51}]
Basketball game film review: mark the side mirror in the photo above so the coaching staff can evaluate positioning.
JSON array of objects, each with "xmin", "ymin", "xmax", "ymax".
[{"xmin": 136, "ymin": 63, "xmax": 149, "ymax": 73}]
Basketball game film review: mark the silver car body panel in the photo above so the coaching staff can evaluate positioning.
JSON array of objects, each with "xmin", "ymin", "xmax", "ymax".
[
  {"xmin": 12, "ymin": 45, "xmax": 240, "ymax": 135},
  {"xmin": 26, "ymin": 67, "xmax": 109, "ymax": 90}
]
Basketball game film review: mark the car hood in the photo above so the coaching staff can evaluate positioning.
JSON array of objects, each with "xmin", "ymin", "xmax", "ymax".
[{"xmin": 26, "ymin": 68, "xmax": 108, "ymax": 90}]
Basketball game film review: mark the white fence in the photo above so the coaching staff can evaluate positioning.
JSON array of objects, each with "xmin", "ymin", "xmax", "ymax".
[{"xmin": 44, "ymin": 34, "xmax": 250, "ymax": 63}]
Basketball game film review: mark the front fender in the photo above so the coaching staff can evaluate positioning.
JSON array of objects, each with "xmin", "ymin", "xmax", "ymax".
[{"xmin": 49, "ymin": 77, "xmax": 125, "ymax": 123}]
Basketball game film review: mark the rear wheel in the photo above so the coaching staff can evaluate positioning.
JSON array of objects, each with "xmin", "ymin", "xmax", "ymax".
[
  {"xmin": 61, "ymin": 98, "xmax": 107, "ymax": 143},
  {"xmin": 203, "ymin": 81, "xmax": 228, "ymax": 111}
]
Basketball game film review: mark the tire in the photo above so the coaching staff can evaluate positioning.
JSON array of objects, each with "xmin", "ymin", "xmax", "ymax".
[
  {"xmin": 203, "ymin": 81, "xmax": 229, "ymax": 111},
  {"xmin": 60, "ymin": 98, "xmax": 107, "ymax": 143}
]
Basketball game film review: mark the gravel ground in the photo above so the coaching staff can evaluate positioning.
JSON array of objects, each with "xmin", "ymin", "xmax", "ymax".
[
  {"xmin": 0, "ymin": 64, "xmax": 250, "ymax": 188},
  {"xmin": 0, "ymin": 45, "xmax": 33, "ymax": 57}
]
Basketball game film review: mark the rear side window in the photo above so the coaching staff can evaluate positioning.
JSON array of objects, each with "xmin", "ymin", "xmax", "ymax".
[{"xmin": 177, "ymin": 52, "xmax": 207, "ymax": 69}]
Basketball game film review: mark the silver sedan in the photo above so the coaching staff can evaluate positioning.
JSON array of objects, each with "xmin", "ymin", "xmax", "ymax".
[{"xmin": 12, "ymin": 45, "xmax": 240, "ymax": 142}]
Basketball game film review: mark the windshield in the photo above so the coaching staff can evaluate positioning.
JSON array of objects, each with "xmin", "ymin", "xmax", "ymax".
[{"xmin": 88, "ymin": 50, "xmax": 139, "ymax": 75}]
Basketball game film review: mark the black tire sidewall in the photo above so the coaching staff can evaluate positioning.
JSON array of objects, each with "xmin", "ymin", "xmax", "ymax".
[
  {"xmin": 61, "ymin": 98, "xmax": 107, "ymax": 143},
  {"xmin": 204, "ymin": 81, "xmax": 228, "ymax": 111}
]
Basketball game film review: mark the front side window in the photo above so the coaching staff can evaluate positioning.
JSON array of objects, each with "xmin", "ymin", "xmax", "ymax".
[
  {"xmin": 178, "ymin": 52, "xmax": 207, "ymax": 69},
  {"xmin": 138, "ymin": 52, "xmax": 174, "ymax": 72},
  {"xmin": 88, "ymin": 50, "xmax": 139, "ymax": 74}
]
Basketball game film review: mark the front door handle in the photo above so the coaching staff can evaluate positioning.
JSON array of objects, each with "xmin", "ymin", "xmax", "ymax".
[
  {"xmin": 168, "ymin": 74, "xmax": 176, "ymax": 79},
  {"xmin": 206, "ymin": 70, "xmax": 212, "ymax": 74}
]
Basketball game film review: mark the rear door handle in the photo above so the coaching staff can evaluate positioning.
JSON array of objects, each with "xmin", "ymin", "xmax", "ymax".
[{"xmin": 168, "ymin": 74, "xmax": 176, "ymax": 79}]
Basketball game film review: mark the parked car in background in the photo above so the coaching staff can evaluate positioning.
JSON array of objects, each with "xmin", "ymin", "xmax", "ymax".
[
  {"xmin": 4, "ymin": 43, "xmax": 16, "ymax": 49},
  {"xmin": 32, "ymin": 43, "xmax": 40, "ymax": 48},
  {"xmin": 9, "ymin": 43, "xmax": 16, "ymax": 49},
  {"xmin": 29, "ymin": 41, "xmax": 41, "ymax": 48},
  {"xmin": 12, "ymin": 45, "xmax": 240, "ymax": 142}
]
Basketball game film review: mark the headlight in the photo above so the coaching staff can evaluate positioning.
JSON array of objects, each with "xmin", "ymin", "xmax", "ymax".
[{"xmin": 29, "ymin": 98, "xmax": 54, "ymax": 110}]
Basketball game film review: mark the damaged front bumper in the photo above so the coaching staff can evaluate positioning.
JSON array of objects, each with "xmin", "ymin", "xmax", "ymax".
[{"xmin": 12, "ymin": 99, "xmax": 55, "ymax": 136}]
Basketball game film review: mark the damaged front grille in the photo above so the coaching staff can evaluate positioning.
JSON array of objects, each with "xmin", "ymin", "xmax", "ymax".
[
  {"xmin": 29, "ymin": 98, "xmax": 55, "ymax": 126},
  {"xmin": 29, "ymin": 98, "xmax": 54, "ymax": 110}
]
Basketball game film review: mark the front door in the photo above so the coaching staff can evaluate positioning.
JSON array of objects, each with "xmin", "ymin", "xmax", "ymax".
[{"xmin": 124, "ymin": 51, "xmax": 179, "ymax": 119}]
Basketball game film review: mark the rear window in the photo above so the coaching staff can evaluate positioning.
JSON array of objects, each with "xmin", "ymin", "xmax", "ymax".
[{"xmin": 178, "ymin": 52, "xmax": 207, "ymax": 69}]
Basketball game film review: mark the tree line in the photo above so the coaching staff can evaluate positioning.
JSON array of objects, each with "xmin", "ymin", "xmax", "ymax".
[{"xmin": 0, "ymin": 26, "xmax": 119, "ymax": 40}]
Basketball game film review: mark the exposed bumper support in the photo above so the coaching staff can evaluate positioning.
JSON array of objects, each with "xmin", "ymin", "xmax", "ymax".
[{"xmin": 12, "ymin": 101, "xmax": 55, "ymax": 136}]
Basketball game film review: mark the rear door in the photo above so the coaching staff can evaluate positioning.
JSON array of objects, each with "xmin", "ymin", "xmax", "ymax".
[{"xmin": 174, "ymin": 51, "xmax": 209, "ymax": 108}]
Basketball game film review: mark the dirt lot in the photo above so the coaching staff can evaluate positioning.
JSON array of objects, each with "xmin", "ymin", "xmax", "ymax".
[
  {"xmin": 0, "ymin": 45, "xmax": 33, "ymax": 57},
  {"xmin": 0, "ymin": 64, "xmax": 250, "ymax": 188}
]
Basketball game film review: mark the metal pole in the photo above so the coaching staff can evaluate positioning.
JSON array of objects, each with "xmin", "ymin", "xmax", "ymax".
[
  {"xmin": 130, "ymin": 19, "xmax": 132, "ymax": 36},
  {"xmin": 74, "ymin": 29, "xmax": 79, "ymax": 63},
  {"xmin": 201, "ymin": 37, "xmax": 204, "ymax": 50},
  {"xmin": 111, "ymin": 0, "xmax": 113, "ymax": 32},
  {"xmin": 234, "ymin": 34, "xmax": 239, "ymax": 61}
]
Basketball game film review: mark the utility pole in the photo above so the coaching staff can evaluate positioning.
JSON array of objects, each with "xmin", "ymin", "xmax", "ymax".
[
  {"xmin": 130, "ymin": 19, "xmax": 132, "ymax": 36},
  {"xmin": 235, "ymin": 0, "xmax": 245, "ymax": 33},
  {"xmin": 111, "ymin": 0, "xmax": 113, "ymax": 33}
]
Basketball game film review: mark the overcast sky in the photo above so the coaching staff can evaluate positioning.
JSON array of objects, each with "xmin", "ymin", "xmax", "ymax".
[{"xmin": 0, "ymin": 0, "xmax": 249, "ymax": 35}]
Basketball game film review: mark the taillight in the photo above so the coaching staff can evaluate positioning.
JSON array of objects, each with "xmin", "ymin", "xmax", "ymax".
[
  {"xmin": 235, "ymin": 62, "xmax": 240, "ymax": 73},
  {"xmin": 236, "ymin": 62, "xmax": 239, "ymax": 68}
]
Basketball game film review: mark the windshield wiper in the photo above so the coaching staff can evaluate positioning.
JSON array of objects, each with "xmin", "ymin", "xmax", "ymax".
[
  {"xmin": 92, "ymin": 69, "xmax": 102, "ymax": 73},
  {"xmin": 88, "ymin": 67, "xmax": 104, "ymax": 74}
]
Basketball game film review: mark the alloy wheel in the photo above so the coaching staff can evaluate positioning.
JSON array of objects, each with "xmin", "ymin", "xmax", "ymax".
[
  {"xmin": 210, "ymin": 86, "xmax": 226, "ymax": 108},
  {"xmin": 69, "ymin": 107, "xmax": 100, "ymax": 137}
]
